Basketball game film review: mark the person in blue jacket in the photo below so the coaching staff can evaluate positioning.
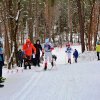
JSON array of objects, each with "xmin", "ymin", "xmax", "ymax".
[
  {"xmin": 73, "ymin": 49, "xmax": 78, "ymax": 63},
  {"xmin": 0, "ymin": 43, "xmax": 5, "ymax": 87}
]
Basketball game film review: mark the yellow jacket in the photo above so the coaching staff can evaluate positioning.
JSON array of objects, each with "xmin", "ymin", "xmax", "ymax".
[{"xmin": 96, "ymin": 45, "xmax": 100, "ymax": 52}]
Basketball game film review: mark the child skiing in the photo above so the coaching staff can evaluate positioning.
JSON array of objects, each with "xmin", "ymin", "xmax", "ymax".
[
  {"xmin": 43, "ymin": 38, "xmax": 54, "ymax": 70},
  {"xmin": 73, "ymin": 49, "xmax": 78, "ymax": 63},
  {"xmin": 17, "ymin": 49, "xmax": 24, "ymax": 67},
  {"xmin": 65, "ymin": 44, "xmax": 72, "ymax": 64}
]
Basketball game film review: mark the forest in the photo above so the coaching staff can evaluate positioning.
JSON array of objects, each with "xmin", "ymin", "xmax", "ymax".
[{"xmin": 0, "ymin": 0, "xmax": 100, "ymax": 68}]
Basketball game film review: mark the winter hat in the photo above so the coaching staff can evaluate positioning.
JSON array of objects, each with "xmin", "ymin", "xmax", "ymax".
[
  {"xmin": 45, "ymin": 38, "xmax": 49, "ymax": 43},
  {"xmin": 36, "ymin": 39, "xmax": 40, "ymax": 44},
  {"xmin": 96, "ymin": 41, "xmax": 100, "ymax": 45},
  {"xmin": 26, "ymin": 39, "xmax": 31, "ymax": 43},
  {"xmin": 66, "ymin": 43, "xmax": 70, "ymax": 47}
]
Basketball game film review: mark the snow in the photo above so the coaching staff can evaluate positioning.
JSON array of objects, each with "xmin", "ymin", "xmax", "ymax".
[
  {"xmin": 15, "ymin": 10, "xmax": 20, "ymax": 21},
  {"xmin": 8, "ymin": 43, "xmax": 15, "ymax": 64},
  {"xmin": 0, "ymin": 45, "xmax": 100, "ymax": 100}
]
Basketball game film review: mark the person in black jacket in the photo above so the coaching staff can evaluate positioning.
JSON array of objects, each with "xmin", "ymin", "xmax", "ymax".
[
  {"xmin": 17, "ymin": 49, "xmax": 24, "ymax": 67},
  {"xmin": 34, "ymin": 40, "xmax": 42, "ymax": 67}
]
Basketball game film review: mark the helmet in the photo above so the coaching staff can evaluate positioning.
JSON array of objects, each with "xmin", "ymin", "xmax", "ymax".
[{"xmin": 66, "ymin": 44, "xmax": 70, "ymax": 47}]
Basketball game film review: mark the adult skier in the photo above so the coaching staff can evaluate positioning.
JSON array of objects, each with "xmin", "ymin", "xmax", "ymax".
[
  {"xmin": 96, "ymin": 41, "xmax": 100, "ymax": 60},
  {"xmin": 44, "ymin": 38, "xmax": 54, "ymax": 70},
  {"xmin": 23, "ymin": 39, "xmax": 36, "ymax": 69},
  {"xmin": 0, "ymin": 43, "xmax": 5, "ymax": 87},
  {"xmin": 34, "ymin": 39, "xmax": 42, "ymax": 67}
]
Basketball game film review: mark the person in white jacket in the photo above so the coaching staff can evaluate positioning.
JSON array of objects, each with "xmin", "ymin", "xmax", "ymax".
[
  {"xmin": 43, "ymin": 38, "xmax": 54, "ymax": 70},
  {"xmin": 65, "ymin": 44, "xmax": 72, "ymax": 64}
]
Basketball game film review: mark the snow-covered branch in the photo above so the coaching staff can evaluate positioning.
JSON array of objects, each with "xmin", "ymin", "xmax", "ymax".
[
  {"xmin": 8, "ymin": 43, "xmax": 14, "ymax": 64},
  {"xmin": 15, "ymin": 10, "xmax": 20, "ymax": 21}
]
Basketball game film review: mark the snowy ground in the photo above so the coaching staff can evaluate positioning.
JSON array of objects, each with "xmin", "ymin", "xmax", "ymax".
[{"xmin": 0, "ymin": 46, "xmax": 100, "ymax": 100}]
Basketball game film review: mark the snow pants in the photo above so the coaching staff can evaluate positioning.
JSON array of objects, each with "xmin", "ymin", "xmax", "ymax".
[
  {"xmin": 18, "ymin": 60, "xmax": 23, "ymax": 67},
  {"xmin": 35, "ymin": 54, "xmax": 40, "ymax": 66},
  {"xmin": 44, "ymin": 52, "xmax": 52, "ymax": 63},
  {"xmin": 0, "ymin": 62, "xmax": 3, "ymax": 78},
  {"xmin": 67, "ymin": 53, "xmax": 71, "ymax": 63},
  {"xmin": 24, "ymin": 56, "xmax": 31, "ymax": 69},
  {"xmin": 97, "ymin": 52, "xmax": 100, "ymax": 60}
]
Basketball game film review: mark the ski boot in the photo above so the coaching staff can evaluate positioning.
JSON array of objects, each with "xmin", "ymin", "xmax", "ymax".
[
  {"xmin": 29, "ymin": 65, "xmax": 31, "ymax": 69},
  {"xmin": 51, "ymin": 61, "xmax": 54, "ymax": 67},
  {"xmin": 68, "ymin": 59, "xmax": 71, "ymax": 64},
  {"xmin": 44, "ymin": 63, "xmax": 47, "ymax": 70},
  {"xmin": 0, "ymin": 84, "xmax": 4, "ymax": 88}
]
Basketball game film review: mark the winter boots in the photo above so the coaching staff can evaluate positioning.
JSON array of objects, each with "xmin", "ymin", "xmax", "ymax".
[
  {"xmin": 0, "ymin": 84, "xmax": 4, "ymax": 88},
  {"xmin": 44, "ymin": 61, "xmax": 54, "ymax": 70},
  {"xmin": 44, "ymin": 63, "xmax": 47, "ymax": 70},
  {"xmin": 0, "ymin": 77, "xmax": 6, "ymax": 87},
  {"xmin": 51, "ymin": 61, "xmax": 54, "ymax": 67},
  {"xmin": 68, "ymin": 59, "xmax": 71, "ymax": 64}
]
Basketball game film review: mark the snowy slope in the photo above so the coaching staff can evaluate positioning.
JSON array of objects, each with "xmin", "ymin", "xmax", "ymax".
[{"xmin": 0, "ymin": 46, "xmax": 100, "ymax": 100}]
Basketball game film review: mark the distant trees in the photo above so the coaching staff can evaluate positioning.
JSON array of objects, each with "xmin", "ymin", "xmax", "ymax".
[{"xmin": 0, "ymin": 0, "xmax": 100, "ymax": 68}]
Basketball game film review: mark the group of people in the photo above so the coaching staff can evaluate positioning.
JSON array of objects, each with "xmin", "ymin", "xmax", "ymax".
[
  {"xmin": 65, "ymin": 44, "xmax": 79, "ymax": 64},
  {"xmin": 17, "ymin": 38, "xmax": 54, "ymax": 71},
  {"xmin": 0, "ymin": 38, "xmax": 55, "ymax": 88},
  {"xmin": 2, "ymin": 38, "xmax": 100, "ymax": 88},
  {"xmin": 17, "ymin": 39, "xmax": 79, "ymax": 71}
]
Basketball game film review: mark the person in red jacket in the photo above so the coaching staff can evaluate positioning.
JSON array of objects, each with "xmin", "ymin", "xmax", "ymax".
[{"xmin": 23, "ymin": 39, "xmax": 36, "ymax": 69}]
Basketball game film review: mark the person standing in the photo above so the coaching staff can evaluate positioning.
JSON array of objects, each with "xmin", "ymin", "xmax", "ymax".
[
  {"xmin": 23, "ymin": 39, "xmax": 36, "ymax": 69},
  {"xmin": 96, "ymin": 42, "xmax": 100, "ymax": 60},
  {"xmin": 65, "ymin": 44, "xmax": 72, "ymax": 64},
  {"xmin": 34, "ymin": 40, "xmax": 42, "ymax": 67},
  {"xmin": 17, "ymin": 49, "xmax": 24, "ymax": 67},
  {"xmin": 44, "ymin": 38, "xmax": 54, "ymax": 70},
  {"xmin": 73, "ymin": 49, "xmax": 78, "ymax": 63},
  {"xmin": 0, "ymin": 43, "xmax": 5, "ymax": 87}
]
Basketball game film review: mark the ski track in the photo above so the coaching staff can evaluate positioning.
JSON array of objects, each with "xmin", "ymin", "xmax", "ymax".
[
  {"xmin": 12, "ymin": 71, "xmax": 44, "ymax": 100},
  {"xmin": 0, "ymin": 62, "xmax": 100, "ymax": 100},
  {"xmin": 0, "ymin": 47, "xmax": 100, "ymax": 100}
]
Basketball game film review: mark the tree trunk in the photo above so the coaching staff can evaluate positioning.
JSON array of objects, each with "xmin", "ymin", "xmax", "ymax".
[
  {"xmin": 88, "ymin": 0, "xmax": 95, "ymax": 51},
  {"xmin": 7, "ymin": 0, "xmax": 15, "ymax": 68},
  {"xmin": 93, "ymin": 2, "xmax": 100, "ymax": 50},
  {"xmin": 76, "ymin": 0, "xmax": 85, "ymax": 52},
  {"xmin": 28, "ymin": 0, "xmax": 33, "ymax": 43}
]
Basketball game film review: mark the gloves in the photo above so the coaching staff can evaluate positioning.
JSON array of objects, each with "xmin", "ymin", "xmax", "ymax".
[{"xmin": 51, "ymin": 48, "xmax": 54, "ymax": 51}]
